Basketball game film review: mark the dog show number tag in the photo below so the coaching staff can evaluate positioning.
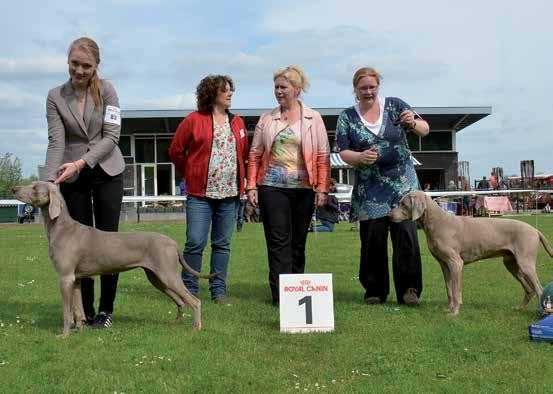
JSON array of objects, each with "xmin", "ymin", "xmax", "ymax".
[{"xmin": 279, "ymin": 273, "xmax": 334, "ymax": 333}]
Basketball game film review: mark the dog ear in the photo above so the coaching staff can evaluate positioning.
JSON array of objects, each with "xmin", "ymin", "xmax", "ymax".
[
  {"xmin": 410, "ymin": 193, "xmax": 426, "ymax": 221},
  {"xmin": 48, "ymin": 184, "xmax": 61, "ymax": 220}
]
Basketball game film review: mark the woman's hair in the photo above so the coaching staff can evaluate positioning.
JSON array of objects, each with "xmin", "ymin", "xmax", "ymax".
[
  {"xmin": 352, "ymin": 67, "xmax": 382, "ymax": 88},
  {"xmin": 196, "ymin": 75, "xmax": 234, "ymax": 113},
  {"xmin": 273, "ymin": 65, "xmax": 309, "ymax": 93},
  {"xmin": 68, "ymin": 37, "xmax": 102, "ymax": 107}
]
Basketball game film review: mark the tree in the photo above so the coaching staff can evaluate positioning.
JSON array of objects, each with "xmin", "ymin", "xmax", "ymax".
[{"xmin": 0, "ymin": 153, "xmax": 23, "ymax": 199}]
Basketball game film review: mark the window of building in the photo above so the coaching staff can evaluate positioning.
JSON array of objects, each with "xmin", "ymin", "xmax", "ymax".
[
  {"xmin": 135, "ymin": 138, "xmax": 155, "ymax": 163},
  {"xmin": 156, "ymin": 138, "xmax": 172, "ymax": 163},
  {"xmin": 421, "ymin": 132, "xmax": 452, "ymax": 151},
  {"xmin": 119, "ymin": 135, "xmax": 131, "ymax": 157}
]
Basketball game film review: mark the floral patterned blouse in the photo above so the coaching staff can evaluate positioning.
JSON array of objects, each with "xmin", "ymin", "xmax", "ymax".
[
  {"xmin": 262, "ymin": 122, "xmax": 310, "ymax": 189},
  {"xmin": 205, "ymin": 117, "xmax": 238, "ymax": 199},
  {"xmin": 336, "ymin": 97, "xmax": 420, "ymax": 220}
]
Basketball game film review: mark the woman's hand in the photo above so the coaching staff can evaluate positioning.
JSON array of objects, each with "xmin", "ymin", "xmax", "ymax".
[
  {"xmin": 54, "ymin": 159, "xmax": 85, "ymax": 184},
  {"xmin": 247, "ymin": 189, "xmax": 258, "ymax": 208},
  {"xmin": 315, "ymin": 192, "xmax": 327, "ymax": 208},
  {"xmin": 358, "ymin": 147, "xmax": 378, "ymax": 166},
  {"xmin": 399, "ymin": 110, "xmax": 417, "ymax": 129}
]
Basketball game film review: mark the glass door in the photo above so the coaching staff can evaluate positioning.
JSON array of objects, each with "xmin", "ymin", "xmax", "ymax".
[{"xmin": 140, "ymin": 164, "xmax": 156, "ymax": 196}]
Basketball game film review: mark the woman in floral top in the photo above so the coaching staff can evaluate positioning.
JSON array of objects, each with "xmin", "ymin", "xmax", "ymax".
[
  {"xmin": 247, "ymin": 66, "xmax": 330, "ymax": 305},
  {"xmin": 336, "ymin": 67, "xmax": 429, "ymax": 306},
  {"xmin": 169, "ymin": 75, "xmax": 249, "ymax": 305}
]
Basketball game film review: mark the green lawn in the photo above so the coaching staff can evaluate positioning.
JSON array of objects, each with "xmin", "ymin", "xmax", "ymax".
[{"xmin": 1, "ymin": 215, "xmax": 553, "ymax": 393}]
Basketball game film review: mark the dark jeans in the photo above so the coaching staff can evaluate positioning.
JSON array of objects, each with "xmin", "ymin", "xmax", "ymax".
[
  {"xmin": 359, "ymin": 217, "xmax": 422, "ymax": 303},
  {"xmin": 236, "ymin": 198, "xmax": 246, "ymax": 226},
  {"xmin": 60, "ymin": 166, "xmax": 123, "ymax": 316},
  {"xmin": 258, "ymin": 185, "xmax": 315, "ymax": 303}
]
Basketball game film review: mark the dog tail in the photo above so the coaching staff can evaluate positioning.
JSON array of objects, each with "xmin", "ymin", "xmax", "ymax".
[
  {"xmin": 178, "ymin": 253, "xmax": 219, "ymax": 279},
  {"xmin": 539, "ymin": 231, "xmax": 553, "ymax": 257}
]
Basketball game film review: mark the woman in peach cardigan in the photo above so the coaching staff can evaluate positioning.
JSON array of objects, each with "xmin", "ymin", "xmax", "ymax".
[{"xmin": 246, "ymin": 65, "xmax": 330, "ymax": 305}]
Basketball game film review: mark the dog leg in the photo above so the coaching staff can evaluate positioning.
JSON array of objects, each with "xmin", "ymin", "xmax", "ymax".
[
  {"xmin": 58, "ymin": 275, "xmax": 75, "ymax": 338},
  {"xmin": 168, "ymin": 279, "xmax": 202, "ymax": 332},
  {"xmin": 437, "ymin": 262, "xmax": 454, "ymax": 312},
  {"xmin": 503, "ymin": 255, "xmax": 535, "ymax": 309},
  {"xmin": 447, "ymin": 259, "xmax": 464, "ymax": 315},
  {"xmin": 72, "ymin": 279, "xmax": 86, "ymax": 331},
  {"xmin": 144, "ymin": 269, "xmax": 186, "ymax": 321},
  {"xmin": 517, "ymin": 260, "xmax": 544, "ymax": 308}
]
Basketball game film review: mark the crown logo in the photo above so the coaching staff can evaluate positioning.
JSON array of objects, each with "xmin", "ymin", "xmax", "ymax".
[{"xmin": 300, "ymin": 280, "xmax": 311, "ymax": 286}]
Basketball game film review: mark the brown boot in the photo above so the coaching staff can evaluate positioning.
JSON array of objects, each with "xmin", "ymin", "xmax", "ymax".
[{"xmin": 403, "ymin": 288, "xmax": 421, "ymax": 306}]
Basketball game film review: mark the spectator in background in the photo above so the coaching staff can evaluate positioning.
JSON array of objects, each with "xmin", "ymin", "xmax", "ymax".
[
  {"xmin": 312, "ymin": 178, "xmax": 340, "ymax": 232},
  {"xmin": 179, "ymin": 179, "xmax": 186, "ymax": 196},
  {"xmin": 489, "ymin": 171, "xmax": 499, "ymax": 190},
  {"xmin": 447, "ymin": 180, "xmax": 457, "ymax": 191},
  {"xmin": 477, "ymin": 176, "xmax": 490, "ymax": 190},
  {"xmin": 236, "ymin": 180, "xmax": 247, "ymax": 232},
  {"xmin": 423, "ymin": 183, "xmax": 431, "ymax": 192}
]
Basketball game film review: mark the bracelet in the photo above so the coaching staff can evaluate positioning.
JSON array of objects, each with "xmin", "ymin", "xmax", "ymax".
[{"xmin": 73, "ymin": 162, "xmax": 80, "ymax": 174}]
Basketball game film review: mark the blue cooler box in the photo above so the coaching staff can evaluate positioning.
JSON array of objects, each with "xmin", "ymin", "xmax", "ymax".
[{"xmin": 529, "ymin": 314, "xmax": 553, "ymax": 342}]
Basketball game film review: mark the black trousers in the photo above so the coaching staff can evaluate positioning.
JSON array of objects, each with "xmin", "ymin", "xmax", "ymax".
[
  {"xmin": 60, "ymin": 166, "xmax": 123, "ymax": 316},
  {"xmin": 258, "ymin": 186, "xmax": 315, "ymax": 303},
  {"xmin": 359, "ymin": 217, "xmax": 423, "ymax": 303}
]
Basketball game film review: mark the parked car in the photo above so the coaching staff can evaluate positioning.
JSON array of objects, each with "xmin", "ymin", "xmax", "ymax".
[{"xmin": 18, "ymin": 204, "xmax": 36, "ymax": 223}]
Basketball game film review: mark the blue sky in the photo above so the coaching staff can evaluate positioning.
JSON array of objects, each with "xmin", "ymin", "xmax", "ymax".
[{"xmin": 1, "ymin": 0, "xmax": 552, "ymax": 182}]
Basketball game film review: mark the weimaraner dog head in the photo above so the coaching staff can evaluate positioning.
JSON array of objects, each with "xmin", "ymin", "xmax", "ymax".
[
  {"xmin": 389, "ymin": 191, "xmax": 428, "ymax": 223},
  {"xmin": 12, "ymin": 181, "xmax": 61, "ymax": 220}
]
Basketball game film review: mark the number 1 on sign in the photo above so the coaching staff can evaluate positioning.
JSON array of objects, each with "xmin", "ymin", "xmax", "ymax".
[{"xmin": 298, "ymin": 295, "xmax": 313, "ymax": 324}]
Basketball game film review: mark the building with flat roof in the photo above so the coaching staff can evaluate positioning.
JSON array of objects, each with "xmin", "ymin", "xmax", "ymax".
[{"xmin": 119, "ymin": 106, "xmax": 491, "ymax": 197}]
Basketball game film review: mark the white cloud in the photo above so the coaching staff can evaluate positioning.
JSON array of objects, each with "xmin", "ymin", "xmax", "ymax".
[{"xmin": 0, "ymin": 56, "xmax": 66, "ymax": 77}]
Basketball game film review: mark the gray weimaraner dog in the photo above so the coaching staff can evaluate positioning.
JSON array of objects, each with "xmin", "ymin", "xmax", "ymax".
[
  {"xmin": 389, "ymin": 191, "xmax": 553, "ymax": 315},
  {"xmin": 12, "ymin": 181, "xmax": 210, "ymax": 338}
]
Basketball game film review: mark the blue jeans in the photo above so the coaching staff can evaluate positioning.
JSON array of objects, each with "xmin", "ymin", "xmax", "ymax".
[
  {"xmin": 183, "ymin": 195, "xmax": 238, "ymax": 299},
  {"xmin": 315, "ymin": 219, "xmax": 335, "ymax": 232}
]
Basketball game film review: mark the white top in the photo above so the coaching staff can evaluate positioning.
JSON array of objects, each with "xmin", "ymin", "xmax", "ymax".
[{"xmin": 355, "ymin": 96, "xmax": 385, "ymax": 136}]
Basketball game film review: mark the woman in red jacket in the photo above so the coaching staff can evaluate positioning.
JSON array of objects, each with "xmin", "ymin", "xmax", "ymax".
[{"xmin": 169, "ymin": 75, "xmax": 248, "ymax": 305}]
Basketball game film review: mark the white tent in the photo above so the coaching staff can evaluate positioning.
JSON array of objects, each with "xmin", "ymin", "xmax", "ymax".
[{"xmin": 330, "ymin": 152, "xmax": 422, "ymax": 167}]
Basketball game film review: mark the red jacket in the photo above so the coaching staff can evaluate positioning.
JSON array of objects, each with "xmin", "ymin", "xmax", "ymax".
[{"xmin": 169, "ymin": 111, "xmax": 249, "ymax": 198}]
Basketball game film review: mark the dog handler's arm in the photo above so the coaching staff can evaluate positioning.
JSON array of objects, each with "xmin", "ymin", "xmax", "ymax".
[
  {"xmin": 81, "ymin": 81, "xmax": 122, "ymax": 168},
  {"xmin": 45, "ymin": 92, "xmax": 66, "ymax": 182}
]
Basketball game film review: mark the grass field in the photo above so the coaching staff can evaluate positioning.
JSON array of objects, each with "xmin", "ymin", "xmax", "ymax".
[{"xmin": 1, "ymin": 215, "xmax": 553, "ymax": 393}]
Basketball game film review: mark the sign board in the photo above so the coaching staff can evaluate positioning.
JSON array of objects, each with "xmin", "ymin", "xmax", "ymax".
[{"xmin": 279, "ymin": 273, "xmax": 334, "ymax": 333}]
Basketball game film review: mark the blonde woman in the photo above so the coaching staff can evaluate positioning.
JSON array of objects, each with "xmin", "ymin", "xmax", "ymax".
[
  {"xmin": 247, "ymin": 65, "xmax": 330, "ymax": 305},
  {"xmin": 45, "ymin": 37, "xmax": 125, "ymax": 329}
]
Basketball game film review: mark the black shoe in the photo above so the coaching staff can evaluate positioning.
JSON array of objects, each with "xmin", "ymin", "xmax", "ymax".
[
  {"xmin": 403, "ymin": 288, "xmax": 421, "ymax": 306},
  {"xmin": 364, "ymin": 296, "xmax": 382, "ymax": 305},
  {"xmin": 92, "ymin": 312, "xmax": 113, "ymax": 329},
  {"xmin": 236, "ymin": 222, "xmax": 243, "ymax": 232}
]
